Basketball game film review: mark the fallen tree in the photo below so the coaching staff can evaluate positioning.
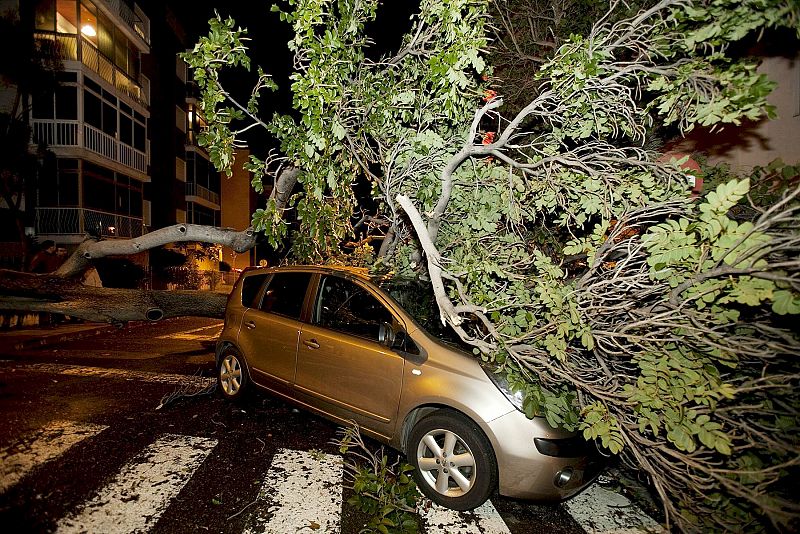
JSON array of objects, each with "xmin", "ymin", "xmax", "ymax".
[{"xmin": 0, "ymin": 224, "xmax": 253, "ymax": 323}]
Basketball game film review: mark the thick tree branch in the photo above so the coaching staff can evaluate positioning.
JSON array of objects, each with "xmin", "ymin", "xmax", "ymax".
[{"xmin": 54, "ymin": 225, "xmax": 256, "ymax": 278}]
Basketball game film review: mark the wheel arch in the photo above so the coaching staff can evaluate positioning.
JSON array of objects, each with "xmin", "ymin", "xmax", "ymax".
[
  {"xmin": 399, "ymin": 404, "xmax": 496, "ymax": 467},
  {"xmin": 214, "ymin": 340, "xmax": 237, "ymax": 366}
]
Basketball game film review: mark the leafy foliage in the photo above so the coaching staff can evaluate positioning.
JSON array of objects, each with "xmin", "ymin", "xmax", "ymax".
[{"xmin": 337, "ymin": 424, "xmax": 419, "ymax": 534}]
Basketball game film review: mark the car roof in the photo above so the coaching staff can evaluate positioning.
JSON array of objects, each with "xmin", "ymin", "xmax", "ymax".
[{"xmin": 242, "ymin": 264, "xmax": 374, "ymax": 281}]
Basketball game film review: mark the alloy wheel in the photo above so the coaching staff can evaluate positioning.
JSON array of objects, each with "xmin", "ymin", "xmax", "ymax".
[
  {"xmin": 416, "ymin": 428, "xmax": 477, "ymax": 497},
  {"xmin": 220, "ymin": 353, "xmax": 242, "ymax": 396}
]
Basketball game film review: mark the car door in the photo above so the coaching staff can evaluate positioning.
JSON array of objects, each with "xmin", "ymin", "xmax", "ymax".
[
  {"xmin": 294, "ymin": 274, "xmax": 405, "ymax": 435},
  {"xmin": 238, "ymin": 272, "xmax": 312, "ymax": 386}
]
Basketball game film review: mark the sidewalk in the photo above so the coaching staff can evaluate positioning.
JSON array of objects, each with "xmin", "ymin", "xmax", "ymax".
[{"xmin": 0, "ymin": 322, "xmax": 119, "ymax": 351}]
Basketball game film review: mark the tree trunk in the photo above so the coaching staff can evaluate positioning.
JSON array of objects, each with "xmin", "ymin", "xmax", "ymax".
[{"xmin": 0, "ymin": 270, "xmax": 227, "ymax": 324}]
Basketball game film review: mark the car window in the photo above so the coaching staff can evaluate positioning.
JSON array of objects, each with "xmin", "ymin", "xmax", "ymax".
[
  {"xmin": 380, "ymin": 278, "xmax": 470, "ymax": 350},
  {"xmin": 259, "ymin": 272, "xmax": 312, "ymax": 320},
  {"xmin": 314, "ymin": 275, "xmax": 394, "ymax": 342},
  {"xmin": 241, "ymin": 273, "xmax": 269, "ymax": 308}
]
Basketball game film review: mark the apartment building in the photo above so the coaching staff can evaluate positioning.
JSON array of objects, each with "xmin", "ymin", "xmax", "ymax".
[{"xmin": 0, "ymin": 0, "xmax": 151, "ymax": 246}]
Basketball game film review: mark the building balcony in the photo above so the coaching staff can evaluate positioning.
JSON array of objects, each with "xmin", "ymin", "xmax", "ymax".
[
  {"xmin": 32, "ymin": 119, "xmax": 148, "ymax": 175},
  {"xmin": 36, "ymin": 207, "xmax": 145, "ymax": 238},
  {"xmin": 185, "ymin": 182, "xmax": 220, "ymax": 207},
  {"xmin": 34, "ymin": 32, "xmax": 149, "ymax": 106}
]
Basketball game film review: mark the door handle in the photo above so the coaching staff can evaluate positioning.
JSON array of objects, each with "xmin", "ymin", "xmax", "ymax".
[
  {"xmin": 245, "ymin": 321, "xmax": 256, "ymax": 330},
  {"xmin": 303, "ymin": 338, "xmax": 320, "ymax": 349}
]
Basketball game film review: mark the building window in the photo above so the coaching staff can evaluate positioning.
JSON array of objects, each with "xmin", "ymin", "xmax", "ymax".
[
  {"xmin": 83, "ymin": 88, "xmax": 101, "ymax": 128},
  {"xmin": 186, "ymin": 203, "xmax": 219, "ymax": 226},
  {"xmin": 82, "ymin": 163, "xmax": 143, "ymax": 217},
  {"xmin": 185, "ymin": 151, "xmax": 220, "ymax": 195},
  {"xmin": 79, "ymin": 0, "xmax": 98, "ymax": 47},
  {"xmin": 35, "ymin": 0, "xmax": 56, "ymax": 31},
  {"xmin": 83, "ymin": 80, "xmax": 147, "ymax": 146},
  {"xmin": 134, "ymin": 119, "xmax": 146, "ymax": 151},
  {"xmin": 56, "ymin": 85, "xmax": 78, "ymax": 119},
  {"xmin": 83, "ymin": 162, "xmax": 115, "ymax": 212},
  {"xmin": 102, "ymin": 99, "xmax": 117, "ymax": 136},
  {"xmin": 97, "ymin": 10, "xmax": 114, "ymax": 59},
  {"xmin": 35, "ymin": 0, "xmax": 79, "ymax": 33},
  {"xmin": 38, "ymin": 158, "xmax": 79, "ymax": 207},
  {"xmin": 71, "ymin": 0, "xmax": 139, "ymax": 80},
  {"xmin": 120, "ymin": 109, "xmax": 133, "ymax": 145},
  {"xmin": 31, "ymin": 85, "xmax": 77, "ymax": 120}
]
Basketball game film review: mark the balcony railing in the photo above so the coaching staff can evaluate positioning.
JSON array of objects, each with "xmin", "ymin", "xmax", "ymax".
[
  {"xmin": 36, "ymin": 207, "xmax": 144, "ymax": 238},
  {"xmin": 32, "ymin": 120, "xmax": 147, "ymax": 175},
  {"xmin": 185, "ymin": 182, "xmax": 221, "ymax": 206},
  {"xmin": 79, "ymin": 36, "xmax": 149, "ymax": 106}
]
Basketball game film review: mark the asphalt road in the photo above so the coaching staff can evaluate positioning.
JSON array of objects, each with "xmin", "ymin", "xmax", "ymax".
[{"xmin": 0, "ymin": 317, "xmax": 660, "ymax": 534}]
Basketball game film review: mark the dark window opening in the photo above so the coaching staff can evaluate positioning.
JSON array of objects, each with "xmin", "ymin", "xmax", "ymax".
[
  {"xmin": 242, "ymin": 274, "xmax": 269, "ymax": 308},
  {"xmin": 83, "ymin": 89, "xmax": 101, "ymax": 128},
  {"xmin": 55, "ymin": 85, "xmax": 77, "ymax": 120},
  {"xmin": 32, "ymin": 90, "xmax": 55, "ymax": 119},
  {"xmin": 102, "ymin": 101, "xmax": 117, "ymax": 136},
  {"xmin": 259, "ymin": 273, "xmax": 312, "ymax": 320}
]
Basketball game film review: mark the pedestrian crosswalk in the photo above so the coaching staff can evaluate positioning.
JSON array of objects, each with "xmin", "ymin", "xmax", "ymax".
[{"xmin": 1, "ymin": 418, "xmax": 661, "ymax": 534}]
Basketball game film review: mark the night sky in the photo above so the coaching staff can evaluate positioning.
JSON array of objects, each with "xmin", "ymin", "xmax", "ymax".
[{"xmin": 170, "ymin": 1, "xmax": 419, "ymax": 126}]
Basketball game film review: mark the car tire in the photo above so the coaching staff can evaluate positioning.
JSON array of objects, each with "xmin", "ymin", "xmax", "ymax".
[
  {"xmin": 217, "ymin": 347, "xmax": 249, "ymax": 401},
  {"xmin": 407, "ymin": 410, "xmax": 497, "ymax": 511}
]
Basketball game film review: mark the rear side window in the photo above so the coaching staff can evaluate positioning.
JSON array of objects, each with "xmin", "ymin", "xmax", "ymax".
[
  {"xmin": 241, "ymin": 274, "xmax": 268, "ymax": 308},
  {"xmin": 259, "ymin": 272, "xmax": 312, "ymax": 319}
]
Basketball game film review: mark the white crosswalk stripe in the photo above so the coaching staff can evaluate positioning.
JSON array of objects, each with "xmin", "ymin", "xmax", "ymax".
[
  {"xmin": 421, "ymin": 500, "xmax": 512, "ymax": 533},
  {"xmin": 244, "ymin": 448, "xmax": 344, "ymax": 534},
  {"xmin": 0, "ymin": 420, "xmax": 107, "ymax": 495},
  {"xmin": 55, "ymin": 434, "xmax": 217, "ymax": 534},
  {"xmin": 564, "ymin": 484, "xmax": 664, "ymax": 533}
]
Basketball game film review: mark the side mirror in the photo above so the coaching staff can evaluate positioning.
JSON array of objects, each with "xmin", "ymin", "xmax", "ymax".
[{"xmin": 378, "ymin": 322, "xmax": 396, "ymax": 346}]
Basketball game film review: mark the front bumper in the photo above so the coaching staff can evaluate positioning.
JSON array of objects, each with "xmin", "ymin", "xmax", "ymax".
[{"xmin": 484, "ymin": 409, "xmax": 605, "ymax": 501}]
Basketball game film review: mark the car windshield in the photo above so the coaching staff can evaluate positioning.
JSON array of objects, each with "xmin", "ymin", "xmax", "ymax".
[{"xmin": 377, "ymin": 278, "xmax": 468, "ymax": 348}]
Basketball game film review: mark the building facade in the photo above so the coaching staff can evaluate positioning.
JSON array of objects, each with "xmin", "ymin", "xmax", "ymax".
[{"xmin": 0, "ymin": 0, "xmax": 152, "ymax": 246}]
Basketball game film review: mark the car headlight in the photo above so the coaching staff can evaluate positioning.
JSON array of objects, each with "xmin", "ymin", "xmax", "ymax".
[{"xmin": 483, "ymin": 366, "xmax": 525, "ymax": 412}]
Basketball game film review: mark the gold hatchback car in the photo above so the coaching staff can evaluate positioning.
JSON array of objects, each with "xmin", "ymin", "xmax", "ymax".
[{"xmin": 216, "ymin": 265, "xmax": 602, "ymax": 510}]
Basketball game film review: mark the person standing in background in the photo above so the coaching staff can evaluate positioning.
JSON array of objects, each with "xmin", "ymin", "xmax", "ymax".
[
  {"xmin": 28, "ymin": 240, "xmax": 67, "ymax": 326},
  {"xmin": 29, "ymin": 240, "xmax": 61, "ymax": 273}
]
